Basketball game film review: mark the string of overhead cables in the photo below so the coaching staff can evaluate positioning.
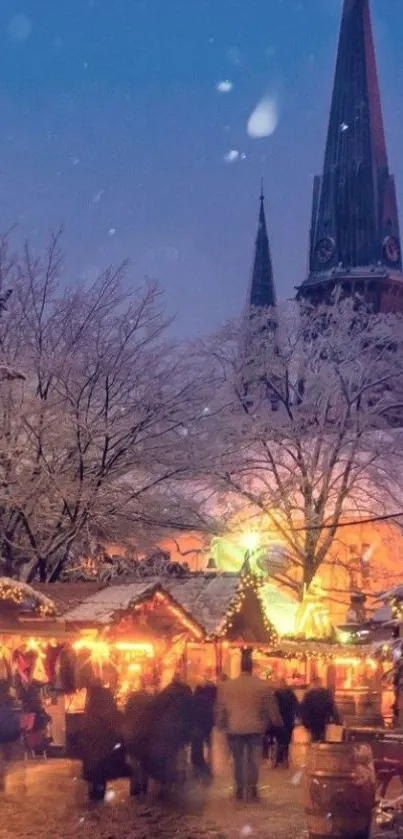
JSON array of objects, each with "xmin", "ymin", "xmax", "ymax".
[{"xmin": 294, "ymin": 511, "xmax": 403, "ymax": 532}]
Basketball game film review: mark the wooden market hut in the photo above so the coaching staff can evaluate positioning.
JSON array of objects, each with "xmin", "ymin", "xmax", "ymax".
[
  {"xmin": 0, "ymin": 578, "xmax": 73, "ymax": 750},
  {"xmin": 31, "ymin": 562, "xmax": 393, "ymax": 735},
  {"xmin": 55, "ymin": 563, "xmax": 278, "ymax": 695}
]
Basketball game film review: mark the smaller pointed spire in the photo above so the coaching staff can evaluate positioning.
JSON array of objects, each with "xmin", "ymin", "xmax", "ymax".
[{"xmin": 248, "ymin": 184, "xmax": 276, "ymax": 309}]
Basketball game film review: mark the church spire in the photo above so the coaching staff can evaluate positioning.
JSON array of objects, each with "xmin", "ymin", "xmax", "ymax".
[
  {"xmin": 248, "ymin": 184, "xmax": 276, "ymax": 309},
  {"xmin": 298, "ymin": 0, "xmax": 403, "ymax": 308}
]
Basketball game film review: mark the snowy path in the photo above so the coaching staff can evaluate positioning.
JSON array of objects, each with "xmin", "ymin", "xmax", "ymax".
[{"xmin": 1, "ymin": 760, "xmax": 306, "ymax": 839}]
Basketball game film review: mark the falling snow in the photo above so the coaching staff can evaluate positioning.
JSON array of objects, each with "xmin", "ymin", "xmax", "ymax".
[
  {"xmin": 223, "ymin": 150, "xmax": 246, "ymax": 164},
  {"xmin": 247, "ymin": 97, "xmax": 278, "ymax": 138},
  {"xmin": 224, "ymin": 150, "xmax": 240, "ymax": 163},
  {"xmin": 7, "ymin": 14, "xmax": 32, "ymax": 42},
  {"xmin": 216, "ymin": 80, "xmax": 233, "ymax": 93}
]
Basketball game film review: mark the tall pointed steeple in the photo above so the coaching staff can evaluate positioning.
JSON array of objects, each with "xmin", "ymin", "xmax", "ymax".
[
  {"xmin": 298, "ymin": 0, "xmax": 403, "ymax": 312},
  {"xmin": 249, "ymin": 183, "xmax": 276, "ymax": 309}
]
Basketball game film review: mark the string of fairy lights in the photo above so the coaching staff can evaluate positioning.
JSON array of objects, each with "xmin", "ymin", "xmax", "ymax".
[
  {"xmin": 390, "ymin": 596, "xmax": 403, "ymax": 622},
  {"xmin": 0, "ymin": 579, "xmax": 55, "ymax": 618},
  {"xmin": 216, "ymin": 568, "xmax": 278, "ymax": 647}
]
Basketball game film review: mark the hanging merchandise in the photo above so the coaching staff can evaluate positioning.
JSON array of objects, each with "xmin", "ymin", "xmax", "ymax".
[
  {"xmin": 31, "ymin": 651, "xmax": 48, "ymax": 685},
  {"xmin": 44, "ymin": 644, "xmax": 63, "ymax": 683},
  {"xmin": 0, "ymin": 647, "xmax": 11, "ymax": 683},
  {"xmin": 12, "ymin": 649, "xmax": 35, "ymax": 683},
  {"xmin": 57, "ymin": 648, "xmax": 76, "ymax": 694}
]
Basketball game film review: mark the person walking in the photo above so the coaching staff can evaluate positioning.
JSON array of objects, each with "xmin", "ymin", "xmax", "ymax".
[
  {"xmin": 274, "ymin": 679, "xmax": 299, "ymax": 767},
  {"xmin": 81, "ymin": 682, "xmax": 124, "ymax": 801},
  {"xmin": 215, "ymin": 648, "xmax": 282, "ymax": 801},
  {"xmin": 0, "ymin": 682, "xmax": 20, "ymax": 792},
  {"xmin": 300, "ymin": 677, "xmax": 341, "ymax": 742},
  {"xmin": 191, "ymin": 675, "xmax": 217, "ymax": 783}
]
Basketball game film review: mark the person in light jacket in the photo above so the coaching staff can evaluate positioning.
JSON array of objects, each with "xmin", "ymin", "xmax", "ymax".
[{"xmin": 215, "ymin": 648, "xmax": 282, "ymax": 801}]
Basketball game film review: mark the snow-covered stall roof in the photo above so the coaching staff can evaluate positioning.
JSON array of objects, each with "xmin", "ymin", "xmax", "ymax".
[
  {"xmin": 371, "ymin": 603, "xmax": 393, "ymax": 624},
  {"xmin": 377, "ymin": 585, "xmax": 403, "ymax": 603},
  {"xmin": 34, "ymin": 582, "xmax": 112, "ymax": 617},
  {"xmin": 63, "ymin": 573, "xmax": 240, "ymax": 636},
  {"xmin": 0, "ymin": 578, "xmax": 56, "ymax": 618}
]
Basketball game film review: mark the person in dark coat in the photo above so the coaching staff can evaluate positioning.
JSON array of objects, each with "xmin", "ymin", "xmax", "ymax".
[
  {"xmin": 274, "ymin": 679, "xmax": 299, "ymax": 767},
  {"xmin": 0, "ymin": 682, "xmax": 20, "ymax": 792},
  {"xmin": 300, "ymin": 677, "xmax": 342, "ymax": 742},
  {"xmin": 191, "ymin": 678, "xmax": 217, "ymax": 782},
  {"xmin": 145, "ymin": 677, "xmax": 193, "ymax": 793},
  {"xmin": 124, "ymin": 689, "xmax": 155, "ymax": 796},
  {"xmin": 81, "ymin": 682, "xmax": 124, "ymax": 800}
]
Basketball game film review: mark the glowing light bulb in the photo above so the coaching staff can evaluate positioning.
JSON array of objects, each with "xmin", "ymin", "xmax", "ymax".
[{"xmin": 240, "ymin": 532, "xmax": 260, "ymax": 552}]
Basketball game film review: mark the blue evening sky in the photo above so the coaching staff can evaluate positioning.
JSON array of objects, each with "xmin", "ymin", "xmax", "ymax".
[{"xmin": 0, "ymin": 0, "xmax": 402, "ymax": 334}]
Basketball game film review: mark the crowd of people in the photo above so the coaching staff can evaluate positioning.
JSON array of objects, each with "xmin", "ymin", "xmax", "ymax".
[
  {"xmin": 80, "ymin": 647, "xmax": 342, "ymax": 803},
  {"xmin": 0, "ymin": 646, "xmax": 342, "ymax": 799}
]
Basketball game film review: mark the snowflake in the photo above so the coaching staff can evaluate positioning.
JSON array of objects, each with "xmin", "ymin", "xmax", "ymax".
[
  {"xmin": 216, "ymin": 80, "xmax": 233, "ymax": 94},
  {"xmin": 247, "ymin": 97, "xmax": 278, "ymax": 139},
  {"xmin": 223, "ymin": 150, "xmax": 240, "ymax": 163},
  {"xmin": 7, "ymin": 14, "xmax": 32, "ymax": 42}
]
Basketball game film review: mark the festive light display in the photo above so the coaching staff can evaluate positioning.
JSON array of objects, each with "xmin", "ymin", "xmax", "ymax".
[
  {"xmin": 390, "ymin": 597, "xmax": 403, "ymax": 621},
  {"xmin": 114, "ymin": 642, "xmax": 154, "ymax": 655},
  {"xmin": 294, "ymin": 581, "xmax": 332, "ymax": 640},
  {"xmin": 0, "ymin": 578, "xmax": 55, "ymax": 617},
  {"xmin": 215, "ymin": 567, "xmax": 278, "ymax": 646},
  {"xmin": 119, "ymin": 590, "xmax": 204, "ymax": 640}
]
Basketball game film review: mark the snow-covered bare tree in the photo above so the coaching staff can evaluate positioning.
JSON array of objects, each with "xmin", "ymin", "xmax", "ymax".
[
  {"xmin": 0, "ymin": 233, "xmax": 211, "ymax": 581},
  {"xmin": 197, "ymin": 300, "xmax": 403, "ymax": 600}
]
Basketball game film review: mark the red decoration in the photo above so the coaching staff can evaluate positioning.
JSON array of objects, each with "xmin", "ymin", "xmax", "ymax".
[{"xmin": 13, "ymin": 649, "xmax": 35, "ymax": 683}]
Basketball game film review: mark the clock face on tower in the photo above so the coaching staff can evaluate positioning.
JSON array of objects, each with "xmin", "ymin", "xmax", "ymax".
[
  {"xmin": 383, "ymin": 236, "xmax": 401, "ymax": 265},
  {"xmin": 314, "ymin": 237, "xmax": 335, "ymax": 265}
]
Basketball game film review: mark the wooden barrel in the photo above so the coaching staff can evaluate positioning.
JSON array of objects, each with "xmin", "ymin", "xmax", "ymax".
[
  {"xmin": 304, "ymin": 742, "xmax": 375, "ymax": 839},
  {"xmin": 355, "ymin": 690, "xmax": 383, "ymax": 728},
  {"xmin": 336, "ymin": 691, "xmax": 356, "ymax": 724}
]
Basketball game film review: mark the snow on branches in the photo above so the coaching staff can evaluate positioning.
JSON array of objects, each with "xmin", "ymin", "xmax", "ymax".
[
  {"xmin": 196, "ymin": 300, "xmax": 403, "ymax": 599},
  {"xmin": 0, "ymin": 233, "xmax": 211, "ymax": 581}
]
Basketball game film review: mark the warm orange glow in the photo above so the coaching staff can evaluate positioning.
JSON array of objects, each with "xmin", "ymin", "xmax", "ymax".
[
  {"xmin": 114, "ymin": 642, "xmax": 154, "ymax": 655},
  {"xmin": 240, "ymin": 531, "xmax": 260, "ymax": 552},
  {"xmin": 153, "ymin": 591, "xmax": 204, "ymax": 639},
  {"xmin": 73, "ymin": 638, "xmax": 110, "ymax": 660},
  {"xmin": 26, "ymin": 637, "xmax": 46, "ymax": 656},
  {"xmin": 334, "ymin": 657, "xmax": 361, "ymax": 667}
]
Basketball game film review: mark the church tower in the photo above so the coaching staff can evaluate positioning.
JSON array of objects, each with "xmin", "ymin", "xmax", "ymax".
[
  {"xmin": 248, "ymin": 185, "xmax": 276, "ymax": 309},
  {"xmin": 297, "ymin": 0, "xmax": 403, "ymax": 313}
]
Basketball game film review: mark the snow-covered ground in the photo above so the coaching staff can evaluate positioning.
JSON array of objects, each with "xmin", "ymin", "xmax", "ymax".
[{"xmin": 1, "ymin": 759, "xmax": 306, "ymax": 839}]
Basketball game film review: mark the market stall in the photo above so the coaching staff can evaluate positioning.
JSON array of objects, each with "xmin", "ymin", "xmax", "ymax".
[{"xmin": 0, "ymin": 578, "xmax": 70, "ymax": 751}]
